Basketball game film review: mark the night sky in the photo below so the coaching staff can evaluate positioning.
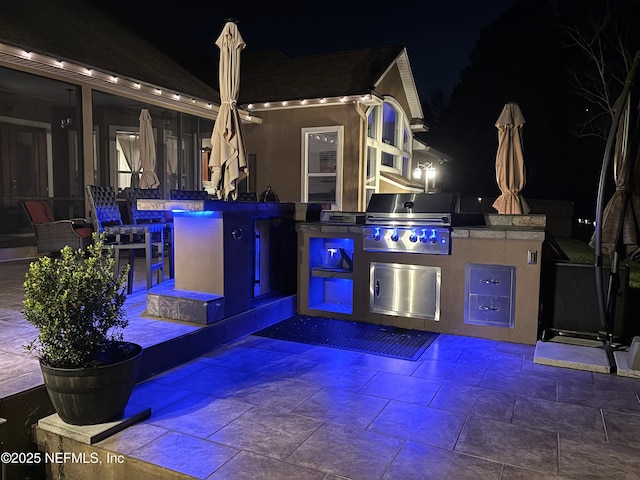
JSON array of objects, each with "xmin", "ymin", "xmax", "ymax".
[{"xmin": 104, "ymin": 0, "xmax": 520, "ymax": 101}]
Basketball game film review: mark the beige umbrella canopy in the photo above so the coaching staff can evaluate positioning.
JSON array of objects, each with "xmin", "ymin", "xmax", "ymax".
[
  {"xmin": 210, "ymin": 20, "xmax": 248, "ymax": 201},
  {"xmin": 589, "ymin": 51, "xmax": 640, "ymax": 341},
  {"xmin": 139, "ymin": 109, "xmax": 160, "ymax": 189},
  {"xmin": 492, "ymin": 102, "xmax": 530, "ymax": 214},
  {"xmin": 590, "ymin": 54, "xmax": 640, "ymax": 261}
]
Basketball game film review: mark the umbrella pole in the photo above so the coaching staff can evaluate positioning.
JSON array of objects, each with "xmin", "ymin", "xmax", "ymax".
[
  {"xmin": 593, "ymin": 52, "xmax": 640, "ymax": 348},
  {"xmin": 594, "ymin": 103, "xmax": 623, "ymax": 345}
]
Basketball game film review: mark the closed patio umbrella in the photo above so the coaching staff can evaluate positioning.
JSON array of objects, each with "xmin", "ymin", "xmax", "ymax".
[
  {"xmin": 591, "ymin": 58, "xmax": 640, "ymax": 261},
  {"xmin": 139, "ymin": 109, "xmax": 159, "ymax": 189},
  {"xmin": 210, "ymin": 20, "xmax": 248, "ymax": 201},
  {"xmin": 492, "ymin": 102, "xmax": 530, "ymax": 214}
]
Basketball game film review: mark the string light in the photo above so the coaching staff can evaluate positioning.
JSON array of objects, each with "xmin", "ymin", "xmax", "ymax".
[{"xmin": 0, "ymin": 41, "xmax": 262, "ymax": 123}]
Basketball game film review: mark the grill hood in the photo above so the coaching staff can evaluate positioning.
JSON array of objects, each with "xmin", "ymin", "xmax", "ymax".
[
  {"xmin": 365, "ymin": 193, "xmax": 485, "ymax": 227},
  {"xmin": 366, "ymin": 193, "xmax": 460, "ymax": 214}
]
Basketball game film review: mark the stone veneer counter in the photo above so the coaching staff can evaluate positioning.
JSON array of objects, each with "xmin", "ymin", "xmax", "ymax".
[
  {"xmin": 296, "ymin": 212, "xmax": 546, "ymax": 237},
  {"xmin": 138, "ymin": 199, "xmax": 292, "ymax": 214}
]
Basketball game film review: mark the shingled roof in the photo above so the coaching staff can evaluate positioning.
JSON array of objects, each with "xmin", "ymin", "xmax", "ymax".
[
  {"xmin": 0, "ymin": 0, "xmax": 220, "ymax": 104},
  {"xmin": 238, "ymin": 45, "xmax": 405, "ymax": 105},
  {"xmin": 0, "ymin": 2, "xmax": 422, "ymax": 120}
]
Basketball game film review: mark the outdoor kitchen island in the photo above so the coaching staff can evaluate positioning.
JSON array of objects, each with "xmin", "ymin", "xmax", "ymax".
[
  {"xmin": 137, "ymin": 198, "xmax": 297, "ymax": 325},
  {"xmin": 296, "ymin": 212, "xmax": 547, "ymax": 345}
]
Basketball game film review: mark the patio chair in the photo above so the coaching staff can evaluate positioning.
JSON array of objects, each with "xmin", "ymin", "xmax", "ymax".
[
  {"xmin": 170, "ymin": 189, "xmax": 209, "ymax": 200},
  {"xmin": 125, "ymin": 187, "xmax": 175, "ymax": 279},
  {"xmin": 236, "ymin": 192, "xmax": 257, "ymax": 201},
  {"xmin": 86, "ymin": 185, "xmax": 165, "ymax": 294},
  {"xmin": 22, "ymin": 200, "xmax": 93, "ymax": 254}
]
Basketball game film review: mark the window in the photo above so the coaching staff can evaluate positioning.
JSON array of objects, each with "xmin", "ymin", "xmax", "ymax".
[
  {"xmin": 93, "ymin": 91, "xmax": 213, "ymax": 197},
  {"xmin": 115, "ymin": 130, "xmax": 140, "ymax": 190},
  {"xmin": 366, "ymin": 98, "xmax": 412, "ymax": 196},
  {"xmin": 302, "ymin": 126, "xmax": 343, "ymax": 210},
  {"xmin": 381, "ymin": 103, "xmax": 397, "ymax": 146}
]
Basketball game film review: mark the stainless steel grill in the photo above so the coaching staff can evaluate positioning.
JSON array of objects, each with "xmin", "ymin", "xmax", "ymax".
[{"xmin": 363, "ymin": 193, "xmax": 484, "ymax": 254}]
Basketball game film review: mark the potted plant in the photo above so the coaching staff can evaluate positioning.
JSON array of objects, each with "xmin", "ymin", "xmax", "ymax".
[{"xmin": 23, "ymin": 232, "xmax": 143, "ymax": 425}]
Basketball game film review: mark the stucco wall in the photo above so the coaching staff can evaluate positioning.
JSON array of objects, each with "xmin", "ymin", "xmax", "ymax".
[
  {"xmin": 243, "ymin": 63, "xmax": 415, "ymax": 212},
  {"xmin": 244, "ymin": 105, "xmax": 362, "ymax": 210},
  {"xmin": 375, "ymin": 66, "xmax": 412, "ymax": 116}
]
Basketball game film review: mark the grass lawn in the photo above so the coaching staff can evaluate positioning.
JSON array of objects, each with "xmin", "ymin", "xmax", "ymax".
[{"xmin": 554, "ymin": 236, "xmax": 640, "ymax": 289}]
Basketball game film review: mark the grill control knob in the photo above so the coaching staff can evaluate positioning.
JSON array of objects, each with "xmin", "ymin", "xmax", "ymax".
[
  {"xmin": 390, "ymin": 229, "xmax": 399, "ymax": 242},
  {"xmin": 409, "ymin": 229, "xmax": 418, "ymax": 243},
  {"xmin": 373, "ymin": 227, "xmax": 381, "ymax": 241},
  {"xmin": 419, "ymin": 229, "xmax": 428, "ymax": 243}
]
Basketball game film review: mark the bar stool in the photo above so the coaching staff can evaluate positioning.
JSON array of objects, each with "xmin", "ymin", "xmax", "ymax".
[
  {"xmin": 86, "ymin": 185, "xmax": 165, "ymax": 294},
  {"xmin": 125, "ymin": 187, "xmax": 175, "ymax": 279}
]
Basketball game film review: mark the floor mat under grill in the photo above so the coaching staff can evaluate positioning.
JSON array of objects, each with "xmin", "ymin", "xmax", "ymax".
[{"xmin": 254, "ymin": 315, "xmax": 438, "ymax": 360}]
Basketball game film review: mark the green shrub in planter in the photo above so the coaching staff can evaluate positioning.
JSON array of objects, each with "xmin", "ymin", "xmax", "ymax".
[{"xmin": 23, "ymin": 232, "xmax": 131, "ymax": 369}]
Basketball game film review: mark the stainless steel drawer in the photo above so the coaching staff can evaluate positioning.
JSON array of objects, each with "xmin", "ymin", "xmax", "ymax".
[
  {"xmin": 467, "ymin": 294, "xmax": 514, "ymax": 327},
  {"xmin": 465, "ymin": 263, "xmax": 515, "ymax": 328},
  {"xmin": 467, "ymin": 265, "xmax": 514, "ymax": 297}
]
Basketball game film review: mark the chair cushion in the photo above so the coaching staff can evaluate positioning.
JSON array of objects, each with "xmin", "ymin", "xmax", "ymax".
[
  {"xmin": 73, "ymin": 227, "xmax": 93, "ymax": 238},
  {"xmin": 25, "ymin": 200, "xmax": 55, "ymax": 223}
]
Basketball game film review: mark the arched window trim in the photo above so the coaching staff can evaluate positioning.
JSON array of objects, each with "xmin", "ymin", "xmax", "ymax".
[{"xmin": 366, "ymin": 97, "xmax": 412, "ymax": 177}]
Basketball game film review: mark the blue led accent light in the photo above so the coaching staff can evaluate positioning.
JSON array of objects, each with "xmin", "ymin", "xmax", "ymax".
[{"xmin": 170, "ymin": 210, "xmax": 217, "ymax": 216}]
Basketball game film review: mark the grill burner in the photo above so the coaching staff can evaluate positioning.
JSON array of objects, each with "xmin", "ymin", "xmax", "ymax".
[{"xmin": 363, "ymin": 193, "xmax": 484, "ymax": 254}]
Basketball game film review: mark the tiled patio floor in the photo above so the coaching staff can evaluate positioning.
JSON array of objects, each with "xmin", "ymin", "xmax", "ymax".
[{"xmin": 2, "ymin": 257, "xmax": 640, "ymax": 479}]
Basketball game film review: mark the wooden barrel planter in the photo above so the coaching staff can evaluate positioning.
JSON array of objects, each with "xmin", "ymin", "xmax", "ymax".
[{"xmin": 39, "ymin": 342, "xmax": 143, "ymax": 425}]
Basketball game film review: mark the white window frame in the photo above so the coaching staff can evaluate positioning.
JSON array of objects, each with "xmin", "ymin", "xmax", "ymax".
[
  {"xmin": 301, "ymin": 125, "xmax": 344, "ymax": 210},
  {"xmin": 366, "ymin": 98, "xmax": 412, "ymax": 191},
  {"xmin": 110, "ymin": 125, "xmax": 140, "ymax": 192}
]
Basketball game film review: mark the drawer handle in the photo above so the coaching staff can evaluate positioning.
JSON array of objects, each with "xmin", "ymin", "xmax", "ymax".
[
  {"xmin": 375, "ymin": 279, "xmax": 380, "ymax": 297},
  {"xmin": 480, "ymin": 279, "xmax": 500, "ymax": 285},
  {"xmin": 479, "ymin": 305, "xmax": 499, "ymax": 311}
]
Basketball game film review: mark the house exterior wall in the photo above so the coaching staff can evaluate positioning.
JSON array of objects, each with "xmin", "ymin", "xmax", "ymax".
[
  {"xmin": 244, "ymin": 104, "xmax": 362, "ymax": 210},
  {"xmin": 375, "ymin": 65, "xmax": 412, "ymax": 117},
  {"xmin": 243, "ymin": 63, "xmax": 416, "ymax": 212}
]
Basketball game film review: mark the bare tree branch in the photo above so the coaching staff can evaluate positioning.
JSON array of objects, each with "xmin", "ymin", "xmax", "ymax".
[{"xmin": 560, "ymin": 4, "xmax": 633, "ymax": 140}]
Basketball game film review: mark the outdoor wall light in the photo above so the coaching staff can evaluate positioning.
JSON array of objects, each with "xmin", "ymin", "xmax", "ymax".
[{"xmin": 413, "ymin": 162, "xmax": 436, "ymax": 192}]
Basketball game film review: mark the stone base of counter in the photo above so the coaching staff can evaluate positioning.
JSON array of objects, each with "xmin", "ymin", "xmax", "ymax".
[
  {"xmin": 534, "ymin": 340, "xmax": 612, "ymax": 374},
  {"xmin": 147, "ymin": 280, "xmax": 224, "ymax": 325}
]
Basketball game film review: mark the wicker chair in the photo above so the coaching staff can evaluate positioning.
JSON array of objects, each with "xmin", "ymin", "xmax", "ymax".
[
  {"xmin": 169, "ymin": 189, "xmax": 209, "ymax": 200},
  {"xmin": 86, "ymin": 185, "xmax": 165, "ymax": 294},
  {"xmin": 124, "ymin": 187, "xmax": 175, "ymax": 279},
  {"xmin": 236, "ymin": 192, "xmax": 257, "ymax": 201},
  {"xmin": 22, "ymin": 200, "xmax": 93, "ymax": 254}
]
